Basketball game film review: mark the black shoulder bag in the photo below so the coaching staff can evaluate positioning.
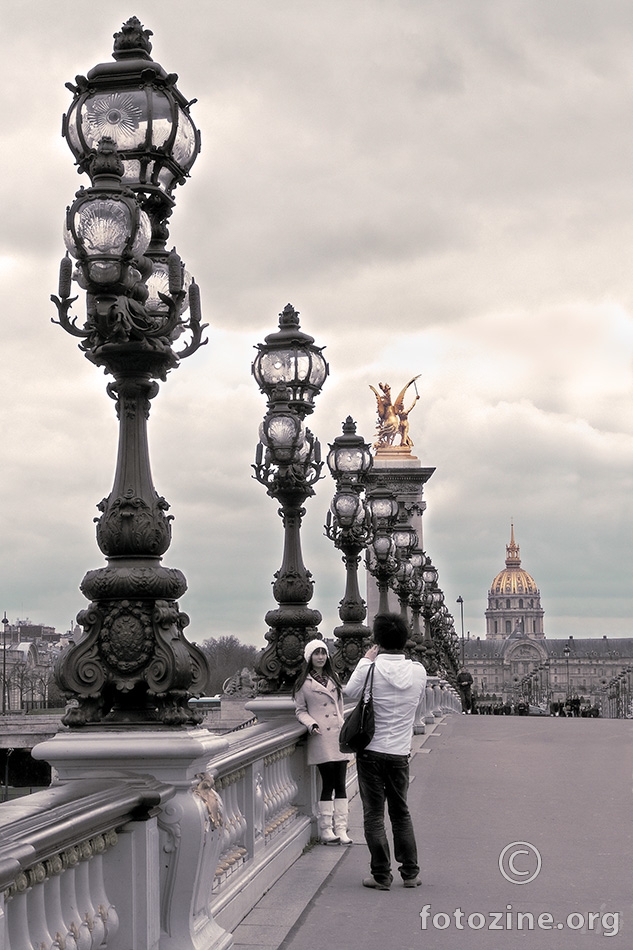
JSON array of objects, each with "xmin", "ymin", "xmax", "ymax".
[{"xmin": 339, "ymin": 663, "xmax": 375, "ymax": 753}]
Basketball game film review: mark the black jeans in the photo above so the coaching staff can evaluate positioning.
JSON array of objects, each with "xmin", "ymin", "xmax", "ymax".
[{"xmin": 356, "ymin": 750, "xmax": 419, "ymax": 884}]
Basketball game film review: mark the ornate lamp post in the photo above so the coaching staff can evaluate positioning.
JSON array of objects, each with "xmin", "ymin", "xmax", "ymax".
[
  {"xmin": 365, "ymin": 483, "xmax": 399, "ymax": 616},
  {"xmin": 324, "ymin": 418, "xmax": 373, "ymax": 680},
  {"xmin": 252, "ymin": 305, "xmax": 328, "ymax": 692},
  {"xmin": 408, "ymin": 550, "xmax": 425, "ymax": 641},
  {"xmin": 420, "ymin": 557, "xmax": 439, "ymax": 639},
  {"xmin": 1, "ymin": 613, "xmax": 7, "ymax": 715},
  {"xmin": 564, "ymin": 644, "xmax": 571, "ymax": 700},
  {"xmin": 390, "ymin": 516, "xmax": 418, "ymax": 622},
  {"xmin": 456, "ymin": 595, "xmax": 465, "ymax": 666},
  {"xmin": 51, "ymin": 19, "xmax": 209, "ymax": 727}
]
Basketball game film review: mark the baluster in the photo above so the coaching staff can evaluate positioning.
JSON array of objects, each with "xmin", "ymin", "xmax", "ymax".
[
  {"xmin": 25, "ymin": 865, "xmax": 54, "ymax": 950},
  {"xmin": 254, "ymin": 771, "xmax": 265, "ymax": 841},
  {"xmin": 43, "ymin": 858, "xmax": 71, "ymax": 950},
  {"xmin": 74, "ymin": 850, "xmax": 100, "ymax": 950},
  {"xmin": 58, "ymin": 854, "xmax": 86, "ymax": 950},
  {"xmin": 88, "ymin": 835, "xmax": 119, "ymax": 947},
  {"xmin": 6, "ymin": 874, "xmax": 35, "ymax": 950}
]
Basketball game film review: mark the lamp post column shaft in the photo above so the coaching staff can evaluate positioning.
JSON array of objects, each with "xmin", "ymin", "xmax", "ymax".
[
  {"xmin": 112, "ymin": 380, "xmax": 156, "ymax": 500},
  {"xmin": 341, "ymin": 550, "xmax": 364, "ymax": 617},
  {"xmin": 95, "ymin": 376, "xmax": 172, "ymax": 560},
  {"xmin": 255, "ymin": 489, "xmax": 323, "ymax": 691},
  {"xmin": 275, "ymin": 503, "xmax": 310, "ymax": 597},
  {"xmin": 377, "ymin": 576, "xmax": 391, "ymax": 615},
  {"xmin": 1, "ymin": 614, "xmax": 6, "ymax": 715}
]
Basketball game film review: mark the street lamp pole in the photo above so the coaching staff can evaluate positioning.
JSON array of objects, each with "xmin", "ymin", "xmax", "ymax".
[
  {"xmin": 365, "ymin": 483, "xmax": 400, "ymax": 616},
  {"xmin": 325, "ymin": 418, "xmax": 373, "ymax": 681},
  {"xmin": 252, "ymin": 305, "xmax": 328, "ymax": 692},
  {"xmin": 564, "ymin": 644, "xmax": 571, "ymax": 703},
  {"xmin": 51, "ymin": 18, "xmax": 209, "ymax": 727},
  {"xmin": 457, "ymin": 595, "xmax": 465, "ymax": 666},
  {"xmin": 1, "ymin": 613, "xmax": 8, "ymax": 714}
]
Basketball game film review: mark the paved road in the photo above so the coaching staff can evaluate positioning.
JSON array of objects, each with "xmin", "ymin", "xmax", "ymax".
[{"xmin": 240, "ymin": 715, "xmax": 632, "ymax": 950}]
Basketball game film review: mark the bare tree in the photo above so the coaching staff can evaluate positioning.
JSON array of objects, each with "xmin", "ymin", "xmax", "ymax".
[{"xmin": 199, "ymin": 636, "xmax": 259, "ymax": 695}]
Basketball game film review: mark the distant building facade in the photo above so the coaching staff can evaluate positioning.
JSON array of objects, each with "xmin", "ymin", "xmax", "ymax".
[
  {"xmin": 0, "ymin": 619, "xmax": 63, "ymax": 711},
  {"xmin": 463, "ymin": 527, "xmax": 633, "ymax": 710}
]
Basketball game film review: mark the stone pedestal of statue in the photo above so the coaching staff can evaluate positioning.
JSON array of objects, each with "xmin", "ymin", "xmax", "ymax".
[{"xmin": 365, "ymin": 447, "xmax": 435, "ymax": 619}]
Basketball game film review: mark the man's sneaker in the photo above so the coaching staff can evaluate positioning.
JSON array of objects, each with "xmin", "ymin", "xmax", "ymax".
[
  {"xmin": 403, "ymin": 877, "xmax": 422, "ymax": 888},
  {"xmin": 362, "ymin": 876, "xmax": 391, "ymax": 890}
]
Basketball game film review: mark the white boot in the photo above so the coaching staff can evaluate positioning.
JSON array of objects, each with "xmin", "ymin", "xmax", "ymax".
[
  {"xmin": 333, "ymin": 798, "xmax": 353, "ymax": 845},
  {"xmin": 317, "ymin": 801, "xmax": 340, "ymax": 844}
]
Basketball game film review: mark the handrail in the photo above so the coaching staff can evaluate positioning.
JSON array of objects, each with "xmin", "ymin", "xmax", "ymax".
[{"xmin": 0, "ymin": 777, "xmax": 173, "ymax": 891}]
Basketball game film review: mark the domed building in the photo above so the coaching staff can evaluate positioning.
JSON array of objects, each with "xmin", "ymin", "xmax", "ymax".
[
  {"xmin": 463, "ymin": 525, "xmax": 633, "ymax": 712},
  {"xmin": 485, "ymin": 524, "xmax": 544, "ymax": 639}
]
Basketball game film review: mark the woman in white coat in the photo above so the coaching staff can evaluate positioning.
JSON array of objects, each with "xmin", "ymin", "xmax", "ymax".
[{"xmin": 293, "ymin": 639, "xmax": 352, "ymax": 845}]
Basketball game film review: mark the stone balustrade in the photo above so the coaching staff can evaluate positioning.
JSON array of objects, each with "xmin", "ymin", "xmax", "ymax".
[
  {"xmin": 0, "ymin": 777, "xmax": 172, "ymax": 950},
  {"xmin": 0, "ymin": 685, "xmax": 455, "ymax": 950}
]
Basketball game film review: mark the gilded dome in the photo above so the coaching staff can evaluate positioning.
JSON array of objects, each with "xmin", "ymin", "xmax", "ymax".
[{"xmin": 490, "ymin": 524, "xmax": 539, "ymax": 596}]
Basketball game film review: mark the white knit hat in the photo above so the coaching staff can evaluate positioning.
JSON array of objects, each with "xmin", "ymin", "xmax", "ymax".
[{"xmin": 304, "ymin": 639, "xmax": 328, "ymax": 663}]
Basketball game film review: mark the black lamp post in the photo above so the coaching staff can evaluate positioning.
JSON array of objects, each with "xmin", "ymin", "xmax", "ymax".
[
  {"xmin": 252, "ymin": 305, "xmax": 328, "ymax": 692},
  {"xmin": 407, "ymin": 549, "xmax": 429, "ymax": 663},
  {"xmin": 324, "ymin": 418, "xmax": 373, "ymax": 680},
  {"xmin": 365, "ymin": 483, "xmax": 400, "ymax": 616},
  {"xmin": 390, "ymin": 516, "xmax": 418, "ymax": 622},
  {"xmin": 564, "ymin": 644, "xmax": 571, "ymax": 700},
  {"xmin": 1, "ymin": 613, "xmax": 7, "ymax": 715},
  {"xmin": 420, "ymin": 557, "xmax": 440, "ymax": 641},
  {"xmin": 51, "ymin": 19, "xmax": 209, "ymax": 727},
  {"xmin": 456, "ymin": 595, "xmax": 465, "ymax": 666}
]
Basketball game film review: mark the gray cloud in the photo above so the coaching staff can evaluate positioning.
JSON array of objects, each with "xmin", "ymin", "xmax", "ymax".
[{"xmin": 2, "ymin": 0, "xmax": 633, "ymax": 647}]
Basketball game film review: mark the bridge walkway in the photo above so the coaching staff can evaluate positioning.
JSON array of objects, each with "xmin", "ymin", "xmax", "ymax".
[{"xmin": 232, "ymin": 714, "xmax": 632, "ymax": 950}]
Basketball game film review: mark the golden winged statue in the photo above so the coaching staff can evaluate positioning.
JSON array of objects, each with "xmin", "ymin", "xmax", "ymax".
[{"xmin": 369, "ymin": 375, "xmax": 420, "ymax": 450}]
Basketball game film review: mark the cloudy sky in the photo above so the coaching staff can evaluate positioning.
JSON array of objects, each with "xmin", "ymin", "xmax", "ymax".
[{"xmin": 2, "ymin": 0, "xmax": 633, "ymax": 647}]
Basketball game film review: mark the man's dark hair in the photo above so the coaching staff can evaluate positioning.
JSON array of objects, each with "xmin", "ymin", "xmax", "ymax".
[{"xmin": 373, "ymin": 613, "xmax": 409, "ymax": 651}]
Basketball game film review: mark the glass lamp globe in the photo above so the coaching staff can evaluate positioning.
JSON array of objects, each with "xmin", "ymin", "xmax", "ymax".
[
  {"xmin": 371, "ymin": 534, "xmax": 396, "ymax": 562},
  {"xmin": 64, "ymin": 18, "xmax": 200, "ymax": 199},
  {"xmin": 392, "ymin": 524, "xmax": 418, "ymax": 554},
  {"xmin": 253, "ymin": 304, "xmax": 328, "ymax": 416},
  {"xmin": 366, "ymin": 485, "xmax": 399, "ymax": 524},
  {"xmin": 64, "ymin": 195, "xmax": 151, "ymax": 285},
  {"xmin": 331, "ymin": 490, "xmax": 363, "ymax": 528},
  {"xmin": 422, "ymin": 562, "xmax": 439, "ymax": 586},
  {"xmin": 326, "ymin": 417, "xmax": 372, "ymax": 483},
  {"xmin": 259, "ymin": 414, "xmax": 305, "ymax": 464},
  {"xmin": 145, "ymin": 258, "xmax": 192, "ymax": 314}
]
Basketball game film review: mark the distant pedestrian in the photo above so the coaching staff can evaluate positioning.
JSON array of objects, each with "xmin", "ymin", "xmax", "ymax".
[
  {"xmin": 293, "ymin": 640, "xmax": 352, "ymax": 845},
  {"xmin": 456, "ymin": 668, "xmax": 473, "ymax": 713},
  {"xmin": 345, "ymin": 613, "xmax": 426, "ymax": 890}
]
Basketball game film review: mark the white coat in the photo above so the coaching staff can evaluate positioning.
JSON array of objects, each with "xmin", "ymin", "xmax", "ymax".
[{"xmin": 294, "ymin": 675, "xmax": 351, "ymax": 766}]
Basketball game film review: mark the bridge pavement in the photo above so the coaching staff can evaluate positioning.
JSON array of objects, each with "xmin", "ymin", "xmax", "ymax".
[{"xmin": 232, "ymin": 714, "xmax": 633, "ymax": 949}]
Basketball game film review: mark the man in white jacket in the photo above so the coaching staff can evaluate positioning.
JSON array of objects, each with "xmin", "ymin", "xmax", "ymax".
[{"xmin": 344, "ymin": 613, "xmax": 426, "ymax": 890}]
